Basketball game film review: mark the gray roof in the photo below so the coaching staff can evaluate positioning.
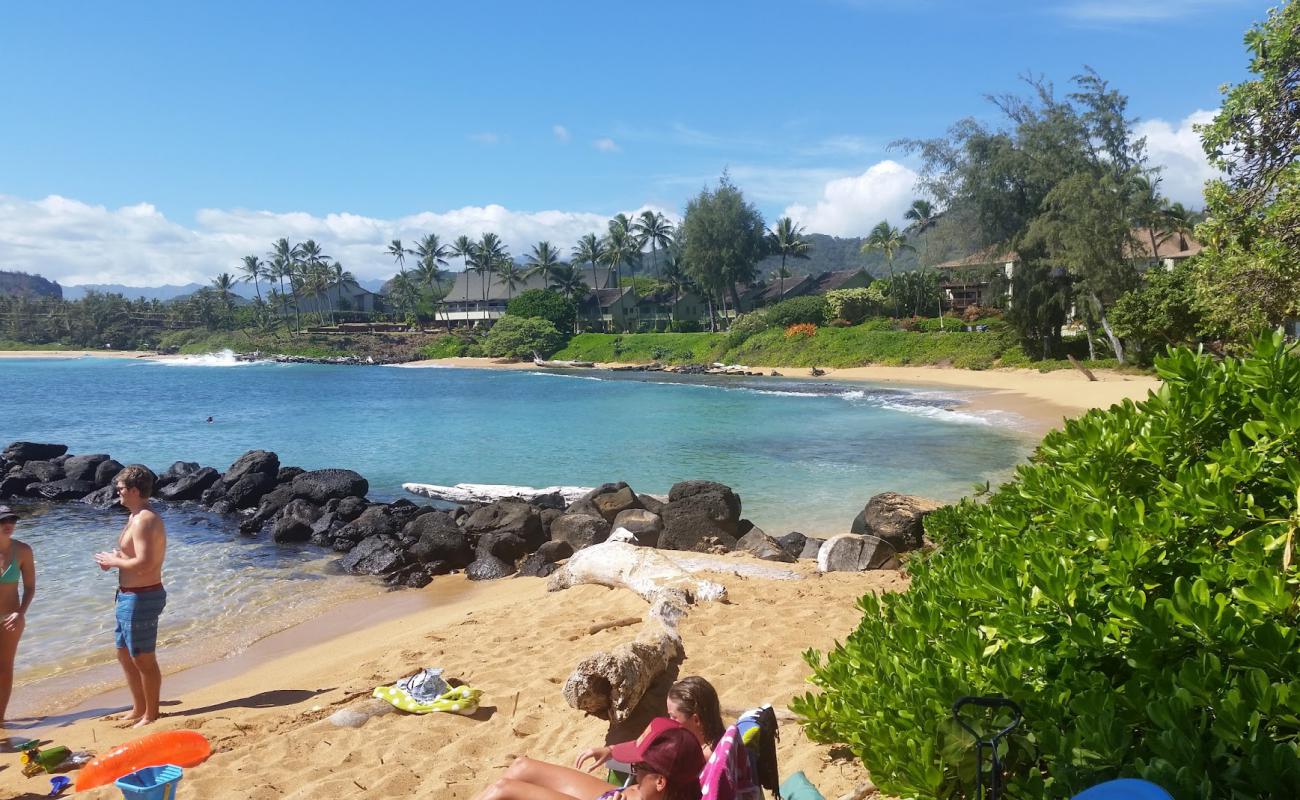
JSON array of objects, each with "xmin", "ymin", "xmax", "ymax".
[{"xmin": 444, "ymin": 267, "xmax": 616, "ymax": 304}]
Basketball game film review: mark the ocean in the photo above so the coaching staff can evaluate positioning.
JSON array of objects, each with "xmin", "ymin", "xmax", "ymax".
[{"xmin": 0, "ymin": 353, "xmax": 1033, "ymax": 689}]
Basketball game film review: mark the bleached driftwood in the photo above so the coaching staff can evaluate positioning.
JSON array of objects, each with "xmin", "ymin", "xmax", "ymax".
[
  {"xmin": 550, "ymin": 541, "xmax": 728, "ymax": 722},
  {"xmin": 548, "ymin": 541, "xmax": 728, "ymax": 604},
  {"xmin": 533, "ymin": 356, "xmax": 596, "ymax": 368},
  {"xmin": 403, "ymin": 482, "xmax": 593, "ymax": 505}
]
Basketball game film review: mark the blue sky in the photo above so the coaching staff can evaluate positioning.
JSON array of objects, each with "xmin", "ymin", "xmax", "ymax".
[{"xmin": 0, "ymin": 0, "xmax": 1267, "ymax": 285}]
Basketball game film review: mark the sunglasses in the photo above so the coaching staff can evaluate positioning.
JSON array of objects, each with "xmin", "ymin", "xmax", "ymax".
[{"xmin": 630, "ymin": 763, "xmax": 662, "ymax": 779}]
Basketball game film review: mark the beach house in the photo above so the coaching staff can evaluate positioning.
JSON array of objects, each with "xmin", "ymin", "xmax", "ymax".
[
  {"xmin": 294, "ymin": 280, "xmax": 381, "ymax": 320},
  {"xmin": 442, "ymin": 267, "xmax": 620, "ymax": 327}
]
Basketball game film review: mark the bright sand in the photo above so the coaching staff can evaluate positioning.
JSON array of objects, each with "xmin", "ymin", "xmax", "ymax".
[{"xmin": 3, "ymin": 566, "xmax": 901, "ymax": 799}]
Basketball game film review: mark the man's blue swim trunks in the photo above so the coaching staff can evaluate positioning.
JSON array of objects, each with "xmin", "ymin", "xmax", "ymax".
[{"xmin": 115, "ymin": 584, "xmax": 167, "ymax": 657}]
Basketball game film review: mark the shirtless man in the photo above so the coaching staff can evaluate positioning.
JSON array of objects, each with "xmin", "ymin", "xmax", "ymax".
[{"xmin": 94, "ymin": 465, "xmax": 167, "ymax": 727}]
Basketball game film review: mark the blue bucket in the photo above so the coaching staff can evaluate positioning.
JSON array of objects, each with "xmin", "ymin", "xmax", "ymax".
[{"xmin": 114, "ymin": 764, "xmax": 184, "ymax": 800}]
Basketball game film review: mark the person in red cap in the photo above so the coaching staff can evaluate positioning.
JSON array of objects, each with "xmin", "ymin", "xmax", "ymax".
[
  {"xmin": 473, "ymin": 717, "xmax": 705, "ymax": 800},
  {"xmin": 0, "ymin": 504, "xmax": 35, "ymax": 726}
]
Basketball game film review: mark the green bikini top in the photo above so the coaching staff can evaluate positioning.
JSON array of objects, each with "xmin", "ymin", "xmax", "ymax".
[{"xmin": 0, "ymin": 545, "xmax": 19, "ymax": 584}]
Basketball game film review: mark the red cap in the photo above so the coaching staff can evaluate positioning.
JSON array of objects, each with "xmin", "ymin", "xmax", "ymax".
[{"xmin": 610, "ymin": 718, "xmax": 704, "ymax": 792}]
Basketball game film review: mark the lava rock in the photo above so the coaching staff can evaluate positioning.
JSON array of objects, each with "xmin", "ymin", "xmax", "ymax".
[
  {"xmin": 735, "ymin": 527, "xmax": 796, "ymax": 562},
  {"xmin": 94, "ymin": 459, "xmax": 125, "ymax": 488},
  {"xmin": 776, "ymin": 532, "xmax": 809, "ymax": 560},
  {"xmin": 466, "ymin": 554, "xmax": 515, "ymax": 581},
  {"xmin": 339, "ymin": 533, "xmax": 408, "ymax": 575},
  {"xmin": 565, "ymin": 498, "xmax": 604, "ymax": 519},
  {"xmin": 611, "ymin": 509, "xmax": 663, "ymax": 547},
  {"xmin": 33, "ymin": 478, "xmax": 98, "ymax": 501},
  {"xmin": 272, "ymin": 515, "xmax": 315, "ymax": 543},
  {"xmin": 292, "ymin": 469, "xmax": 369, "ymax": 505},
  {"xmin": 530, "ymin": 491, "xmax": 567, "ymax": 510},
  {"xmin": 81, "ymin": 483, "xmax": 124, "ymax": 509},
  {"xmin": 659, "ymin": 482, "xmax": 742, "ymax": 553},
  {"xmin": 816, "ymin": 534, "xmax": 901, "ymax": 572},
  {"xmin": 220, "ymin": 450, "xmax": 281, "ymax": 488},
  {"xmin": 240, "ymin": 484, "xmax": 297, "ymax": 534},
  {"xmin": 0, "ymin": 476, "xmax": 36, "ymax": 498},
  {"xmin": 584, "ymin": 483, "xmax": 641, "ymax": 522},
  {"xmin": 476, "ymin": 531, "xmax": 530, "ymax": 564},
  {"xmin": 2, "ymin": 442, "xmax": 67, "ymax": 463},
  {"xmin": 517, "ymin": 539, "xmax": 574, "ymax": 579},
  {"xmin": 850, "ymin": 492, "xmax": 942, "ymax": 553},
  {"xmin": 23, "ymin": 461, "xmax": 64, "ymax": 483},
  {"xmin": 667, "ymin": 480, "xmax": 742, "ymax": 520},
  {"xmin": 156, "ymin": 467, "xmax": 220, "ymax": 502},
  {"xmin": 798, "ymin": 537, "xmax": 826, "ymax": 560},
  {"xmin": 335, "ymin": 495, "xmax": 368, "ymax": 522},
  {"xmin": 463, "ymin": 501, "xmax": 545, "ymax": 551},
  {"xmin": 405, "ymin": 513, "xmax": 473, "ymax": 568},
  {"xmin": 62, "ymin": 454, "xmax": 110, "ymax": 482},
  {"xmin": 550, "ymin": 513, "xmax": 612, "ymax": 552},
  {"xmin": 277, "ymin": 466, "xmax": 305, "ymax": 484},
  {"xmin": 637, "ymin": 494, "xmax": 668, "ymax": 516},
  {"xmin": 334, "ymin": 505, "xmax": 399, "ymax": 546},
  {"xmin": 223, "ymin": 471, "xmax": 278, "ymax": 509}
]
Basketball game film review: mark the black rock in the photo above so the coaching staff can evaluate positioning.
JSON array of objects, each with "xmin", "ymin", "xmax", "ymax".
[
  {"xmin": 339, "ymin": 534, "xmax": 408, "ymax": 575},
  {"xmin": 81, "ymin": 483, "xmax": 123, "ymax": 509},
  {"xmin": 272, "ymin": 515, "xmax": 315, "ymax": 543},
  {"xmin": 584, "ymin": 483, "xmax": 641, "ymax": 522},
  {"xmin": 405, "ymin": 513, "xmax": 472, "ymax": 567},
  {"xmin": 200, "ymin": 485, "xmax": 225, "ymax": 506},
  {"xmin": 23, "ymin": 460, "xmax": 64, "ymax": 483},
  {"xmin": 637, "ymin": 493, "xmax": 668, "ymax": 516},
  {"xmin": 736, "ymin": 527, "xmax": 796, "ymax": 562},
  {"xmin": 277, "ymin": 466, "xmax": 305, "ymax": 484},
  {"xmin": 850, "ymin": 492, "xmax": 941, "ymax": 553},
  {"xmin": 798, "ymin": 538, "xmax": 826, "ymax": 560},
  {"xmin": 334, "ymin": 506, "xmax": 398, "ymax": 545},
  {"xmin": 517, "ymin": 539, "xmax": 573, "ymax": 578},
  {"xmin": 476, "ymin": 531, "xmax": 529, "ymax": 563},
  {"xmin": 223, "ymin": 471, "xmax": 277, "ymax": 509},
  {"xmin": 659, "ymin": 487, "xmax": 742, "ymax": 553},
  {"xmin": 156, "ymin": 467, "xmax": 220, "ymax": 502},
  {"xmin": 335, "ymin": 495, "xmax": 368, "ymax": 522},
  {"xmin": 530, "ymin": 491, "xmax": 567, "ymax": 510},
  {"xmin": 220, "ymin": 450, "xmax": 280, "ymax": 487},
  {"xmin": 209, "ymin": 499, "xmax": 236, "ymax": 515},
  {"xmin": 163, "ymin": 461, "xmax": 202, "ymax": 480},
  {"xmin": 0, "ymin": 475, "xmax": 35, "ymax": 498},
  {"xmin": 2, "ymin": 442, "xmax": 67, "ymax": 463},
  {"xmin": 241, "ymin": 483, "xmax": 298, "ymax": 534},
  {"xmin": 94, "ymin": 459, "xmax": 125, "ymax": 488},
  {"xmin": 565, "ymin": 498, "xmax": 604, "ymax": 519},
  {"xmin": 466, "ymin": 555, "xmax": 515, "ymax": 581},
  {"xmin": 33, "ymin": 478, "xmax": 98, "ymax": 501},
  {"xmin": 292, "ymin": 469, "xmax": 369, "ymax": 504},
  {"xmin": 463, "ymin": 501, "xmax": 545, "ymax": 551},
  {"xmin": 539, "ymin": 507, "xmax": 563, "ymax": 537},
  {"xmin": 549, "ymin": 513, "xmax": 611, "ymax": 552},
  {"xmin": 776, "ymin": 532, "xmax": 809, "ymax": 560},
  {"xmin": 667, "ymin": 480, "xmax": 742, "ymax": 520},
  {"xmin": 63, "ymin": 454, "xmax": 110, "ymax": 482}
]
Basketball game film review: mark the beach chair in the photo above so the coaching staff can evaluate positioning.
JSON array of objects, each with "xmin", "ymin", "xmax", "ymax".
[{"xmin": 700, "ymin": 724, "xmax": 762, "ymax": 800}]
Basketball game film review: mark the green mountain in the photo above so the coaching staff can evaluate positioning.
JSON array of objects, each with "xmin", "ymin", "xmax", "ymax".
[{"xmin": 0, "ymin": 270, "xmax": 63, "ymax": 299}]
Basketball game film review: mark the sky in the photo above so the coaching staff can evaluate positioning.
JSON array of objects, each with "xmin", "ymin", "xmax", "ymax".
[{"xmin": 0, "ymin": 0, "xmax": 1268, "ymax": 287}]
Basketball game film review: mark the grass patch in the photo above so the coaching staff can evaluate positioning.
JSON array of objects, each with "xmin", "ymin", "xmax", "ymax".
[
  {"xmin": 157, "ymin": 329, "xmax": 355, "ymax": 358},
  {"xmin": 554, "ymin": 332, "xmax": 729, "ymax": 364},
  {"xmin": 0, "ymin": 339, "xmax": 79, "ymax": 351},
  {"xmin": 725, "ymin": 326, "xmax": 1022, "ymax": 370}
]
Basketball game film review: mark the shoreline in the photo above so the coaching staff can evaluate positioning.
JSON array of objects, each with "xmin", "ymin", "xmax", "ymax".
[
  {"xmin": 406, "ymin": 356, "xmax": 1161, "ymax": 435},
  {"xmin": 0, "ymin": 349, "xmax": 154, "ymax": 359}
]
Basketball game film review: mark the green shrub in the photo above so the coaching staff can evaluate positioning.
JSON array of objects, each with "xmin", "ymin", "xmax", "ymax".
[
  {"xmin": 727, "ymin": 311, "xmax": 771, "ymax": 346},
  {"xmin": 670, "ymin": 319, "xmax": 704, "ymax": 333},
  {"xmin": 793, "ymin": 334, "xmax": 1300, "ymax": 799},
  {"xmin": 858, "ymin": 318, "xmax": 898, "ymax": 332},
  {"xmin": 825, "ymin": 287, "xmax": 887, "ymax": 324},
  {"xmin": 506, "ymin": 289, "xmax": 575, "ymax": 333},
  {"xmin": 482, "ymin": 316, "xmax": 565, "ymax": 359},
  {"xmin": 765, "ymin": 295, "xmax": 829, "ymax": 327}
]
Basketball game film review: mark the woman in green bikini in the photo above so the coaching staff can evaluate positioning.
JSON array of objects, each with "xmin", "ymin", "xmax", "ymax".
[{"xmin": 0, "ymin": 504, "xmax": 35, "ymax": 726}]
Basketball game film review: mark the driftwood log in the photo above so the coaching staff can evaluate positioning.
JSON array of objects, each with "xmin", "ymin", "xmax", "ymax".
[
  {"xmin": 548, "ymin": 542, "xmax": 728, "ymax": 722},
  {"xmin": 403, "ymin": 482, "xmax": 593, "ymax": 505}
]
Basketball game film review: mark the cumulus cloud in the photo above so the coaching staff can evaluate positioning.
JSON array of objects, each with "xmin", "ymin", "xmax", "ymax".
[
  {"xmin": 593, "ymin": 137, "xmax": 620, "ymax": 153},
  {"xmin": 1138, "ymin": 109, "xmax": 1220, "ymax": 207},
  {"xmin": 780, "ymin": 160, "xmax": 920, "ymax": 237},
  {"xmin": 552, "ymin": 124, "xmax": 570, "ymax": 143},
  {"xmin": 0, "ymin": 194, "xmax": 676, "ymax": 287}
]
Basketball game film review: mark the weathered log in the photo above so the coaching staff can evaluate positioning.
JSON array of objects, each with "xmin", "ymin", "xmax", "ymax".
[
  {"xmin": 533, "ymin": 356, "xmax": 596, "ymax": 368},
  {"xmin": 562, "ymin": 610, "xmax": 684, "ymax": 722},
  {"xmin": 548, "ymin": 541, "xmax": 727, "ymax": 604},
  {"xmin": 403, "ymin": 482, "xmax": 592, "ymax": 505}
]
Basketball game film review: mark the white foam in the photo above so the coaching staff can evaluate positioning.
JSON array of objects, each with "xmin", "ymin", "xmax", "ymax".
[
  {"xmin": 526, "ymin": 371, "xmax": 604, "ymax": 381},
  {"xmin": 386, "ymin": 362, "xmax": 454, "ymax": 369},
  {"xmin": 152, "ymin": 349, "xmax": 260, "ymax": 367}
]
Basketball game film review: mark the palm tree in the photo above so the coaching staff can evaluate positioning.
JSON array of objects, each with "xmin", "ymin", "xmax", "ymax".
[
  {"xmin": 450, "ymin": 235, "xmax": 476, "ymax": 327},
  {"xmin": 633, "ymin": 210, "xmax": 674, "ymax": 280},
  {"xmin": 1162, "ymin": 201, "xmax": 1195, "ymax": 252},
  {"xmin": 238, "ymin": 255, "xmax": 267, "ymax": 306},
  {"xmin": 496, "ymin": 262, "xmax": 524, "ymax": 301},
  {"xmin": 298, "ymin": 240, "xmax": 331, "ymax": 324},
  {"xmin": 268, "ymin": 238, "xmax": 304, "ymax": 330},
  {"xmin": 1129, "ymin": 176, "xmax": 1167, "ymax": 265},
  {"xmin": 210, "ymin": 272, "xmax": 238, "ymax": 313},
  {"xmin": 524, "ymin": 241, "xmax": 562, "ymax": 288},
  {"xmin": 903, "ymin": 200, "xmax": 938, "ymax": 233},
  {"xmin": 412, "ymin": 234, "xmax": 450, "ymax": 290},
  {"xmin": 765, "ymin": 217, "xmax": 812, "ymax": 301},
  {"xmin": 547, "ymin": 265, "xmax": 590, "ymax": 334},
  {"xmin": 473, "ymin": 233, "xmax": 508, "ymax": 317},
  {"xmin": 601, "ymin": 214, "xmax": 640, "ymax": 331},
  {"xmin": 387, "ymin": 239, "xmax": 410, "ymax": 270},
  {"xmin": 661, "ymin": 243, "xmax": 692, "ymax": 327},
  {"xmin": 862, "ymin": 221, "xmax": 913, "ymax": 319},
  {"xmin": 571, "ymin": 234, "xmax": 606, "ymax": 331},
  {"xmin": 329, "ymin": 262, "xmax": 355, "ymax": 324}
]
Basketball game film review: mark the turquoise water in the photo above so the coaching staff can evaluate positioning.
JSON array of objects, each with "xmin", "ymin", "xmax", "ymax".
[{"xmin": 0, "ymin": 354, "xmax": 1033, "ymax": 686}]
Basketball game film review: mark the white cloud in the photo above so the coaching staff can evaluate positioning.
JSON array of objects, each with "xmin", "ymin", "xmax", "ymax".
[
  {"xmin": 1059, "ymin": 0, "xmax": 1239, "ymax": 21},
  {"xmin": 593, "ymin": 138, "xmax": 620, "ymax": 153},
  {"xmin": 1138, "ymin": 109, "xmax": 1220, "ymax": 207},
  {"xmin": 780, "ymin": 160, "xmax": 920, "ymax": 237},
  {"xmin": 468, "ymin": 132, "xmax": 501, "ymax": 145},
  {"xmin": 552, "ymin": 124, "xmax": 570, "ymax": 143},
  {"xmin": 0, "ymin": 194, "xmax": 676, "ymax": 287}
]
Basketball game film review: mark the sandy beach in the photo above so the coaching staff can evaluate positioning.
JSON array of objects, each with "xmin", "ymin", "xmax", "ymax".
[
  {"xmin": 0, "ymin": 350, "xmax": 154, "ymax": 360},
  {"xmin": 408, "ymin": 357, "xmax": 1161, "ymax": 434},
  {"xmin": 2, "ymin": 563, "xmax": 897, "ymax": 799}
]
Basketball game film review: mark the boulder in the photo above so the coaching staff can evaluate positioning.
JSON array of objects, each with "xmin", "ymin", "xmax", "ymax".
[
  {"xmin": 240, "ymin": 483, "xmax": 297, "ymax": 534},
  {"xmin": 272, "ymin": 515, "xmax": 315, "ymax": 543},
  {"xmin": 280, "ymin": 498, "xmax": 323, "ymax": 524},
  {"xmin": 94, "ymin": 458, "xmax": 125, "ymax": 487},
  {"xmin": 220, "ymin": 450, "xmax": 280, "ymax": 488},
  {"xmin": 735, "ymin": 528, "xmax": 796, "ymax": 562},
  {"xmin": 776, "ymin": 532, "xmax": 809, "ymax": 560},
  {"xmin": 334, "ymin": 506, "xmax": 398, "ymax": 547},
  {"xmin": 156, "ymin": 467, "xmax": 220, "ymax": 502},
  {"xmin": 405, "ymin": 513, "xmax": 472, "ymax": 567},
  {"xmin": 584, "ymin": 483, "xmax": 641, "ymax": 522},
  {"xmin": 667, "ymin": 480, "xmax": 741, "ymax": 520},
  {"xmin": 223, "ymin": 471, "xmax": 277, "ymax": 509},
  {"xmin": 335, "ymin": 495, "xmax": 368, "ymax": 522},
  {"xmin": 63, "ymin": 454, "xmax": 110, "ymax": 482},
  {"xmin": 550, "ymin": 514, "xmax": 612, "ymax": 552},
  {"xmin": 539, "ymin": 507, "xmax": 563, "ymax": 537},
  {"xmin": 517, "ymin": 540, "xmax": 574, "ymax": 578},
  {"xmin": 81, "ymin": 483, "xmax": 123, "ymax": 509},
  {"xmin": 385, "ymin": 562, "xmax": 441, "ymax": 589},
  {"xmin": 339, "ymin": 534, "xmax": 408, "ymax": 576},
  {"xmin": 277, "ymin": 466, "xmax": 305, "ymax": 484},
  {"xmin": 610, "ymin": 509, "xmax": 663, "ymax": 547},
  {"xmin": 530, "ymin": 491, "xmax": 567, "ymax": 511},
  {"xmin": 799, "ymin": 537, "xmax": 826, "ymax": 560},
  {"xmin": 23, "ymin": 461, "xmax": 64, "ymax": 483},
  {"xmin": 2, "ymin": 442, "xmax": 67, "ymax": 463},
  {"xmin": 850, "ymin": 492, "xmax": 942, "ymax": 553},
  {"xmin": 816, "ymin": 534, "xmax": 901, "ymax": 572},
  {"xmin": 637, "ymin": 493, "xmax": 667, "ymax": 516},
  {"xmin": 462, "ymin": 501, "xmax": 545, "ymax": 551},
  {"xmin": 565, "ymin": 498, "xmax": 605, "ymax": 519},
  {"xmin": 0, "ymin": 475, "xmax": 35, "ymax": 498},
  {"xmin": 466, "ymin": 555, "xmax": 515, "ymax": 581},
  {"xmin": 476, "ymin": 531, "xmax": 530, "ymax": 564},
  {"xmin": 659, "ymin": 486, "xmax": 742, "ymax": 553},
  {"xmin": 292, "ymin": 469, "xmax": 369, "ymax": 504},
  {"xmin": 33, "ymin": 478, "xmax": 98, "ymax": 501}
]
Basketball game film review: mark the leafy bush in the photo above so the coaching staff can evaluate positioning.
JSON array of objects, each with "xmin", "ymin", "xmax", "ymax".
[
  {"xmin": 670, "ymin": 320, "xmax": 703, "ymax": 333},
  {"xmin": 784, "ymin": 323, "xmax": 817, "ymax": 339},
  {"xmin": 727, "ymin": 311, "xmax": 771, "ymax": 346},
  {"xmin": 765, "ymin": 295, "xmax": 829, "ymax": 328},
  {"xmin": 552, "ymin": 332, "xmax": 729, "ymax": 365},
  {"xmin": 793, "ymin": 334, "xmax": 1300, "ymax": 799},
  {"xmin": 859, "ymin": 318, "xmax": 898, "ymax": 332},
  {"xmin": 825, "ymin": 287, "xmax": 887, "ymax": 325},
  {"xmin": 507, "ymin": 289, "xmax": 575, "ymax": 333},
  {"xmin": 482, "ymin": 316, "xmax": 565, "ymax": 359}
]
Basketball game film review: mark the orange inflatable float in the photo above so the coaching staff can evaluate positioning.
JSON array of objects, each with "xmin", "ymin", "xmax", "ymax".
[{"xmin": 74, "ymin": 730, "xmax": 211, "ymax": 792}]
